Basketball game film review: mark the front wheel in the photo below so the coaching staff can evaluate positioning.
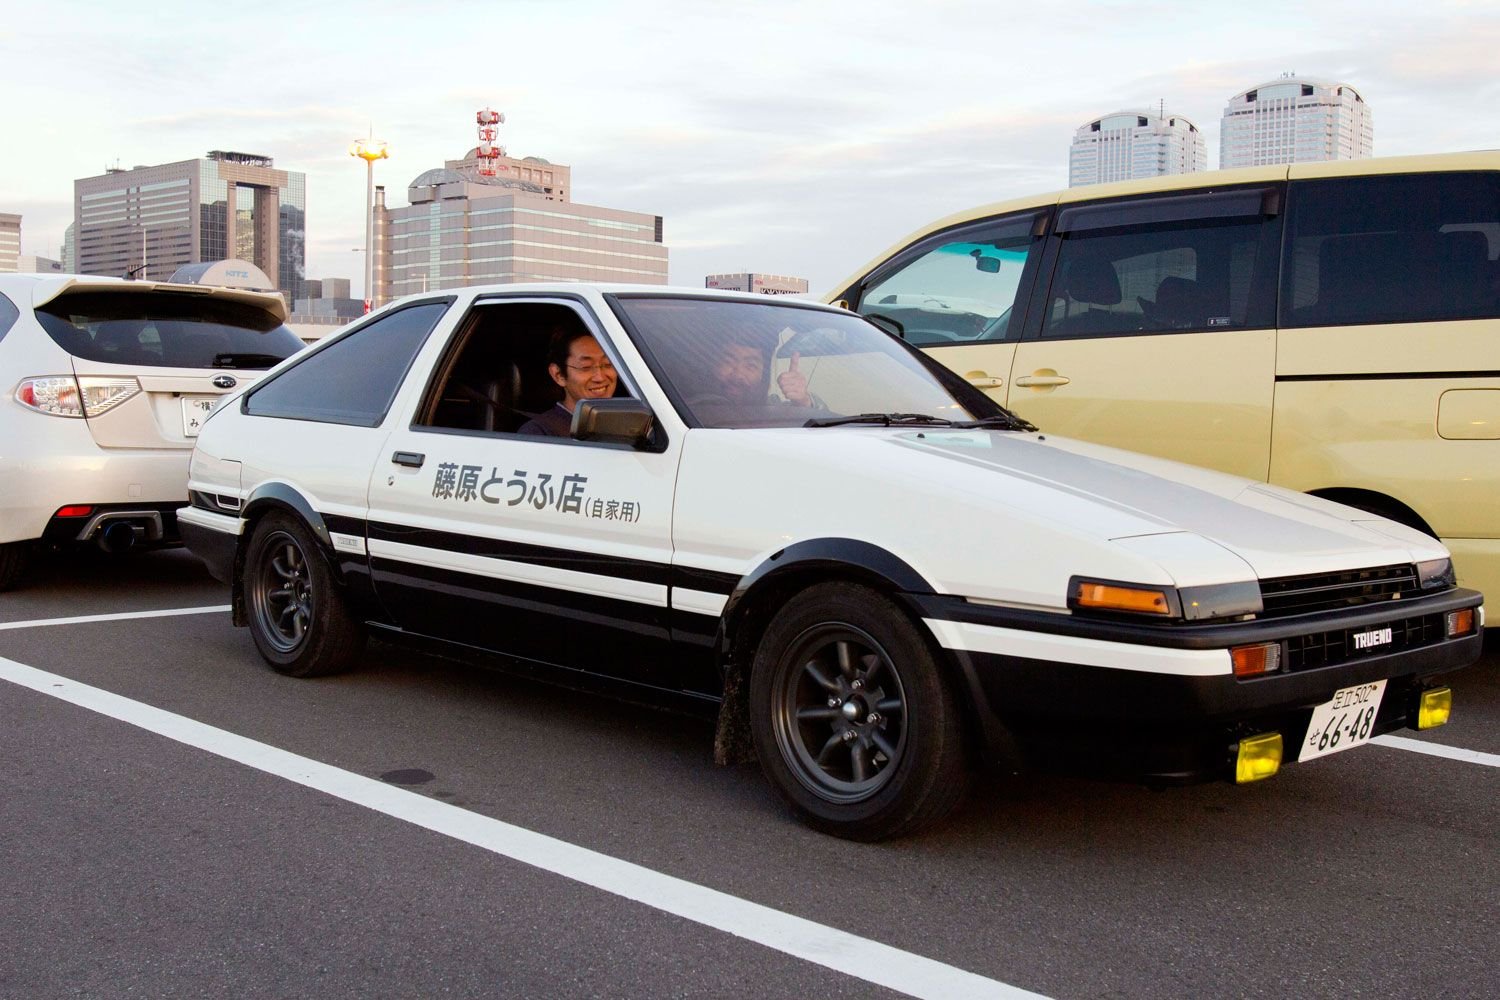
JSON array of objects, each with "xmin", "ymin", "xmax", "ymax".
[
  {"xmin": 244, "ymin": 513, "xmax": 365, "ymax": 677},
  {"xmin": 749, "ymin": 582, "xmax": 969, "ymax": 840}
]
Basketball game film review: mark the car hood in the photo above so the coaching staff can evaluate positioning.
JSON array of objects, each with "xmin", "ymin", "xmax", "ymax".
[{"xmin": 673, "ymin": 426, "xmax": 1445, "ymax": 599}]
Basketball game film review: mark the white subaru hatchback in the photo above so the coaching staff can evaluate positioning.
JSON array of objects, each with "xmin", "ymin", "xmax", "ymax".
[
  {"xmin": 180, "ymin": 285, "xmax": 1483, "ymax": 839},
  {"xmin": 0, "ymin": 273, "xmax": 303, "ymax": 590}
]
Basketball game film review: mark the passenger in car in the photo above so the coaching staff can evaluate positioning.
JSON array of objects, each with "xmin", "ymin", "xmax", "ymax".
[
  {"xmin": 708, "ymin": 332, "xmax": 814, "ymax": 407},
  {"xmin": 517, "ymin": 328, "xmax": 619, "ymax": 436}
]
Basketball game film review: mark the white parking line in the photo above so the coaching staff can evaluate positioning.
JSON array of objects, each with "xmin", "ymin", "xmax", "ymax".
[
  {"xmin": 1372, "ymin": 734, "xmax": 1500, "ymax": 768},
  {"xmin": 0, "ymin": 605, "xmax": 231, "ymax": 631},
  {"xmin": 0, "ymin": 654, "xmax": 1046, "ymax": 1000}
]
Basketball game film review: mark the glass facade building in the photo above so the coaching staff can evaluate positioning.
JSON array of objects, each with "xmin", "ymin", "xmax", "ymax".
[
  {"xmin": 75, "ymin": 153, "xmax": 306, "ymax": 301},
  {"xmin": 1220, "ymin": 77, "xmax": 1373, "ymax": 169},
  {"xmin": 1069, "ymin": 111, "xmax": 1207, "ymax": 187}
]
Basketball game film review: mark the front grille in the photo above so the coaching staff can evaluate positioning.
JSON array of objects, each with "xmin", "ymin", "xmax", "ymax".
[
  {"xmin": 1284, "ymin": 611, "xmax": 1446, "ymax": 672},
  {"xmin": 1258, "ymin": 564, "xmax": 1417, "ymax": 618}
]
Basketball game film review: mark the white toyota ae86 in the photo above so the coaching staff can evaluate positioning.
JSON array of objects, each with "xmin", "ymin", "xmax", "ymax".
[{"xmin": 179, "ymin": 285, "xmax": 1485, "ymax": 840}]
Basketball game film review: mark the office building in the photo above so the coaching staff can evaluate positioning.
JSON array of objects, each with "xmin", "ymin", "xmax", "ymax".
[
  {"xmin": 61, "ymin": 223, "xmax": 75, "ymax": 273},
  {"xmin": 17, "ymin": 254, "xmax": 64, "ymax": 274},
  {"xmin": 0, "ymin": 214, "xmax": 19, "ymax": 273},
  {"xmin": 1220, "ymin": 76, "xmax": 1373, "ymax": 168},
  {"xmin": 1068, "ymin": 111, "xmax": 1206, "ymax": 187},
  {"xmin": 304, "ymin": 277, "xmax": 351, "ymax": 301},
  {"xmin": 74, "ymin": 151, "xmax": 306, "ymax": 301},
  {"xmin": 377, "ymin": 145, "xmax": 666, "ymax": 305},
  {"xmin": 705, "ymin": 273, "xmax": 809, "ymax": 295}
]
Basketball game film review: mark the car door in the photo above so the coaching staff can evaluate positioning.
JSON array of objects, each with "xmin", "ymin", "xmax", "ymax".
[
  {"xmin": 367, "ymin": 293, "xmax": 680, "ymax": 688},
  {"xmin": 847, "ymin": 210, "xmax": 1048, "ymax": 406},
  {"xmin": 1006, "ymin": 184, "xmax": 1285, "ymax": 481}
]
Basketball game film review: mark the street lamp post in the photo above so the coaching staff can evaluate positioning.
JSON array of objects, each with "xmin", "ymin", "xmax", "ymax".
[{"xmin": 349, "ymin": 136, "xmax": 388, "ymax": 313}]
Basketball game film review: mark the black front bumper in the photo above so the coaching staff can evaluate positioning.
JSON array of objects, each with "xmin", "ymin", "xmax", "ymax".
[
  {"xmin": 179, "ymin": 517, "xmax": 237, "ymax": 584},
  {"xmin": 910, "ymin": 588, "xmax": 1485, "ymax": 783}
]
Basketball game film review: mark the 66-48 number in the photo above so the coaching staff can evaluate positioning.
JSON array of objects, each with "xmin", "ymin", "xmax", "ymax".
[{"xmin": 1313, "ymin": 706, "xmax": 1376, "ymax": 752}]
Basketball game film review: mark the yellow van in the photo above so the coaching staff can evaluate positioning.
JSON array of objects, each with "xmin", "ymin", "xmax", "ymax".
[{"xmin": 829, "ymin": 152, "xmax": 1500, "ymax": 607}]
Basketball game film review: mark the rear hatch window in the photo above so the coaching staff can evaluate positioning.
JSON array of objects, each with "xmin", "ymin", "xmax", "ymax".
[{"xmin": 35, "ymin": 291, "xmax": 304, "ymax": 369}]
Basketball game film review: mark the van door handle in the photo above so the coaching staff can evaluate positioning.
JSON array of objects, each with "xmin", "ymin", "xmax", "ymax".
[
  {"xmin": 964, "ymin": 370, "xmax": 1004, "ymax": 389},
  {"xmin": 1014, "ymin": 372, "xmax": 1071, "ymax": 388},
  {"xmin": 392, "ymin": 451, "xmax": 425, "ymax": 468}
]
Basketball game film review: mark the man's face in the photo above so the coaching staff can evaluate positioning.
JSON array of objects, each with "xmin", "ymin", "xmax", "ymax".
[
  {"xmin": 551, "ymin": 334, "xmax": 617, "ymax": 410},
  {"xmin": 715, "ymin": 343, "xmax": 765, "ymax": 404}
]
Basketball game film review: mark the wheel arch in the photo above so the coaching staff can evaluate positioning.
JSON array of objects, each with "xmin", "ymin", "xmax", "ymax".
[
  {"xmin": 1306, "ymin": 487, "xmax": 1438, "ymax": 538},
  {"xmin": 230, "ymin": 483, "xmax": 338, "ymax": 627},
  {"xmin": 711, "ymin": 538, "xmax": 994, "ymax": 767}
]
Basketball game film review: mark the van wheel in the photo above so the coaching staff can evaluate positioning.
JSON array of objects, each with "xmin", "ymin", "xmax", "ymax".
[
  {"xmin": 749, "ymin": 582, "xmax": 969, "ymax": 841},
  {"xmin": 0, "ymin": 542, "xmax": 29, "ymax": 591},
  {"xmin": 244, "ymin": 513, "xmax": 365, "ymax": 677}
]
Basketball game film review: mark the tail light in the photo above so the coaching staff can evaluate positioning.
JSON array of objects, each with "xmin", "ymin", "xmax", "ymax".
[{"xmin": 16, "ymin": 376, "xmax": 140, "ymax": 418}]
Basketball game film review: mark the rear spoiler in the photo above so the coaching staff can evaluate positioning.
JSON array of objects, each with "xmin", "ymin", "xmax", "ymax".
[{"xmin": 31, "ymin": 278, "xmax": 288, "ymax": 324}]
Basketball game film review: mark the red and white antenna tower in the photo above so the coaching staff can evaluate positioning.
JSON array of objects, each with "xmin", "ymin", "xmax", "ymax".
[{"xmin": 475, "ymin": 107, "xmax": 507, "ymax": 177}]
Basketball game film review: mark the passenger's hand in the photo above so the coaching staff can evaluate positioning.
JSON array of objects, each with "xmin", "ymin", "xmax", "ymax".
[{"xmin": 778, "ymin": 352, "xmax": 811, "ymax": 406}]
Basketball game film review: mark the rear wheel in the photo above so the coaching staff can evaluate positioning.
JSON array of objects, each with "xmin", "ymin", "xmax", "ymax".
[
  {"xmin": 244, "ymin": 513, "xmax": 365, "ymax": 677},
  {"xmin": 749, "ymin": 582, "xmax": 969, "ymax": 840},
  {"xmin": 0, "ymin": 542, "xmax": 29, "ymax": 591}
]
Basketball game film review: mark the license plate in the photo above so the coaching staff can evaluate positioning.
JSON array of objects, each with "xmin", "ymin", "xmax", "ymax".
[
  {"xmin": 182, "ymin": 396, "xmax": 219, "ymax": 437},
  {"xmin": 1299, "ymin": 680, "xmax": 1386, "ymax": 762}
]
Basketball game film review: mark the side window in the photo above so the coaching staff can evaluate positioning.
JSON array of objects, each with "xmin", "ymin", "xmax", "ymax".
[
  {"xmin": 246, "ymin": 301, "xmax": 448, "ymax": 426},
  {"xmin": 0, "ymin": 292, "xmax": 17, "ymax": 344},
  {"xmin": 855, "ymin": 213, "xmax": 1041, "ymax": 346},
  {"xmin": 1042, "ymin": 187, "xmax": 1281, "ymax": 340},
  {"xmin": 416, "ymin": 300, "xmax": 636, "ymax": 439},
  {"xmin": 1281, "ymin": 172, "xmax": 1500, "ymax": 328}
]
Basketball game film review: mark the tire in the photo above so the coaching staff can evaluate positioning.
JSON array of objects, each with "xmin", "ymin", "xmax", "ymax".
[
  {"xmin": 749, "ymin": 582, "xmax": 969, "ymax": 840},
  {"xmin": 243, "ymin": 513, "xmax": 365, "ymax": 677},
  {"xmin": 0, "ymin": 542, "xmax": 29, "ymax": 592}
]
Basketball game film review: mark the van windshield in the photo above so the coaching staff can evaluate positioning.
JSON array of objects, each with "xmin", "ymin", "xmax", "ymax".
[{"xmin": 36, "ymin": 291, "xmax": 304, "ymax": 369}]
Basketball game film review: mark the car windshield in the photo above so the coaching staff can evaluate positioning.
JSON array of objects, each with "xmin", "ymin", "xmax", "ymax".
[
  {"xmin": 35, "ymin": 291, "xmax": 304, "ymax": 369},
  {"xmin": 610, "ymin": 296, "xmax": 1013, "ymax": 429}
]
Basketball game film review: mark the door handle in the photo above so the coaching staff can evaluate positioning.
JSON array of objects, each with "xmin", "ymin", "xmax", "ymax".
[
  {"xmin": 964, "ymin": 370, "xmax": 1004, "ymax": 389},
  {"xmin": 392, "ymin": 451, "xmax": 425, "ymax": 468},
  {"xmin": 1014, "ymin": 372, "xmax": 1071, "ymax": 388}
]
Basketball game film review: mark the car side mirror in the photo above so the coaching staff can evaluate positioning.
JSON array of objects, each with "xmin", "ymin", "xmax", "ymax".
[{"xmin": 572, "ymin": 397, "xmax": 655, "ymax": 447}]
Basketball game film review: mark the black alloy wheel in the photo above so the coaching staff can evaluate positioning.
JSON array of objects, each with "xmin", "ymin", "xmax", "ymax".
[
  {"xmin": 750, "ymin": 582, "xmax": 968, "ymax": 841},
  {"xmin": 244, "ymin": 512, "xmax": 365, "ymax": 677}
]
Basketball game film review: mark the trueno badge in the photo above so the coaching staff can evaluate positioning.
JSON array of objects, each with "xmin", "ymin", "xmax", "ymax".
[
  {"xmin": 1351, "ymin": 627, "xmax": 1393, "ymax": 651},
  {"xmin": 212, "ymin": 374, "xmax": 238, "ymax": 389}
]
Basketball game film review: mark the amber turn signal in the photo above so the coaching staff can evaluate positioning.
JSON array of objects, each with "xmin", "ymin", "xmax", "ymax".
[
  {"xmin": 1445, "ymin": 608, "xmax": 1475, "ymax": 638},
  {"xmin": 1074, "ymin": 582, "xmax": 1172, "ymax": 615},
  {"xmin": 1231, "ymin": 642, "xmax": 1282, "ymax": 678}
]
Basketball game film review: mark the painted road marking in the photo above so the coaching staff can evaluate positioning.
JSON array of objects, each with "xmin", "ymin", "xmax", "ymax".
[
  {"xmin": 1372, "ymin": 734, "xmax": 1500, "ymax": 768},
  {"xmin": 0, "ymin": 605, "xmax": 231, "ymax": 631},
  {"xmin": 0, "ymin": 655, "xmax": 1046, "ymax": 1000}
]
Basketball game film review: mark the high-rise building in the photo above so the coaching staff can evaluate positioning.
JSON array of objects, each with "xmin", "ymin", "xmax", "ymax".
[
  {"xmin": 74, "ymin": 152, "xmax": 306, "ymax": 301},
  {"xmin": 0, "ymin": 213, "xmax": 19, "ymax": 273},
  {"xmin": 377, "ymin": 145, "xmax": 666, "ymax": 305},
  {"xmin": 1068, "ymin": 110, "xmax": 1206, "ymax": 187},
  {"xmin": 1219, "ymin": 76, "xmax": 1373, "ymax": 169},
  {"xmin": 705, "ymin": 273, "xmax": 809, "ymax": 295},
  {"xmin": 61, "ymin": 223, "xmax": 75, "ymax": 273}
]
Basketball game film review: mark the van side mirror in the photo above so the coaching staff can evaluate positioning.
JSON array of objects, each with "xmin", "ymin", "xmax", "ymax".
[{"xmin": 572, "ymin": 397, "xmax": 655, "ymax": 447}]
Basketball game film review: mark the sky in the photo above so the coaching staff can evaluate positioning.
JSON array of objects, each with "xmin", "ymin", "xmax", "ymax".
[{"xmin": 2, "ymin": 0, "xmax": 1498, "ymax": 298}]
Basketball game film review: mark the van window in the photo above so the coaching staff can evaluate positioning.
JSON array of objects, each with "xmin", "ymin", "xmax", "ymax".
[
  {"xmin": 246, "ymin": 301, "xmax": 448, "ymax": 427},
  {"xmin": 1281, "ymin": 172, "xmax": 1500, "ymax": 328},
  {"xmin": 1042, "ymin": 196, "xmax": 1280, "ymax": 340},
  {"xmin": 855, "ymin": 213, "xmax": 1041, "ymax": 346}
]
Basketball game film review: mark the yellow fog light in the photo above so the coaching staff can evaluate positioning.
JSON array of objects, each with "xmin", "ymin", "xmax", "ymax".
[
  {"xmin": 1235, "ymin": 732, "xmax": 1283, "ymax": 783},
  {"xmin": 1417, "ymin": 687, "xmax": 1452, "ymax": 730}
]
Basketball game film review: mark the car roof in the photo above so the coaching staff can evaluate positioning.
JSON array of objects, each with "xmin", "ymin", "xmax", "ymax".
[
  {"xmin": 0, "ymin": 272, "xmax": 289, "ymax": 323},
  {"xmin": 384, "ymin": 282, "xmax": 838, "ymax": 311}
]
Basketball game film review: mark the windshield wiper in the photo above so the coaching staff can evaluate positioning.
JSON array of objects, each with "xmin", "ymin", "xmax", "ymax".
[
  {"xmin": 213, "ymin": 352, "xmax": 287, "ymax": 369},
  {"xmin": 805, "ymin": 412, "xmax": 958, "ymax": 428},
  {"xmin": 953, "ymin": 413, "xmax": 1039, "ymax": 433}
]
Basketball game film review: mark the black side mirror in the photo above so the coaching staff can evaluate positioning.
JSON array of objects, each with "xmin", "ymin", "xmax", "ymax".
[{"xmin": 572, "ymin": 397, "xmax": 655, "ymax": 447}]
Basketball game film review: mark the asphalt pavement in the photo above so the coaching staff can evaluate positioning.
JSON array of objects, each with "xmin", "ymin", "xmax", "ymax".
[{"xmin": 1, "ymin": 548, "xmax": 1496, "ymax": 999}]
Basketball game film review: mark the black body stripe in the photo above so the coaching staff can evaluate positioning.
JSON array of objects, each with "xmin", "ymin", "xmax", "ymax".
[
  {"xmin": 329, "ymin": 513, "xmax": 740, "ymax": 596},
  {"xmin": 1276, "ymin": 370, "xmax": 1500, "ymax": 383}
]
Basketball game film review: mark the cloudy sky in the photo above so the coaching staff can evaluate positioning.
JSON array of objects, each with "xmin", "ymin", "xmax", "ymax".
[{"xmin": 2, "ymin": 0, "xmax": 1497, "ymax": 297}]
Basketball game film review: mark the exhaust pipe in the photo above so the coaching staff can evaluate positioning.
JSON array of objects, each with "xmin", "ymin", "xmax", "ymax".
[{"xmin": 98, "ymin": 521, "xmax": 139, "ymax": 554}]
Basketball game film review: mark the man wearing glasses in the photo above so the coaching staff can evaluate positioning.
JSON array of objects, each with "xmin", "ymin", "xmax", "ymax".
[{"xmin": 518, "ymin": 328, "xmax": 619, "ymax": 437}]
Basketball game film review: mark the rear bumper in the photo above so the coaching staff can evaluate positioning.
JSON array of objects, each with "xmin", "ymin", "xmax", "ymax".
[{"xmin": 913, "ymin": 589, "xmax": 1485, "ymax": 783}]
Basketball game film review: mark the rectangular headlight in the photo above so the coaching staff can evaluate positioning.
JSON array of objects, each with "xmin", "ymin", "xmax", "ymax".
[{"xmin": 1417, "ymin": 558, "xmax": 1456, "ymax": 590}]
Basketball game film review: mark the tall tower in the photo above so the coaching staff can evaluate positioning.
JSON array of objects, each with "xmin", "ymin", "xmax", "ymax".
[
  {"xmin": 1069, "ymin": 110, "xmax": 1206, "ymax": 187},
  {"xmin": 1219, "ymin": 75, "xmax": 1373, "ymax": 169},
  {"xmin": 475, "ymin": 108, "xmax": 506, "ymax": 178}
]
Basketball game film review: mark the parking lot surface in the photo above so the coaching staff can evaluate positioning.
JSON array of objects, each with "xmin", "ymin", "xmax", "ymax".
[{"xmin": 2, "ymin": 549, "xmax": 1496, "ymax": 998}]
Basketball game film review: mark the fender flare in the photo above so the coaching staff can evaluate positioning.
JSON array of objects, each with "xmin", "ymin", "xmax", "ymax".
[{"xmin": 229, "ymin": 483, "xmax": 337, "ymax": 626}]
